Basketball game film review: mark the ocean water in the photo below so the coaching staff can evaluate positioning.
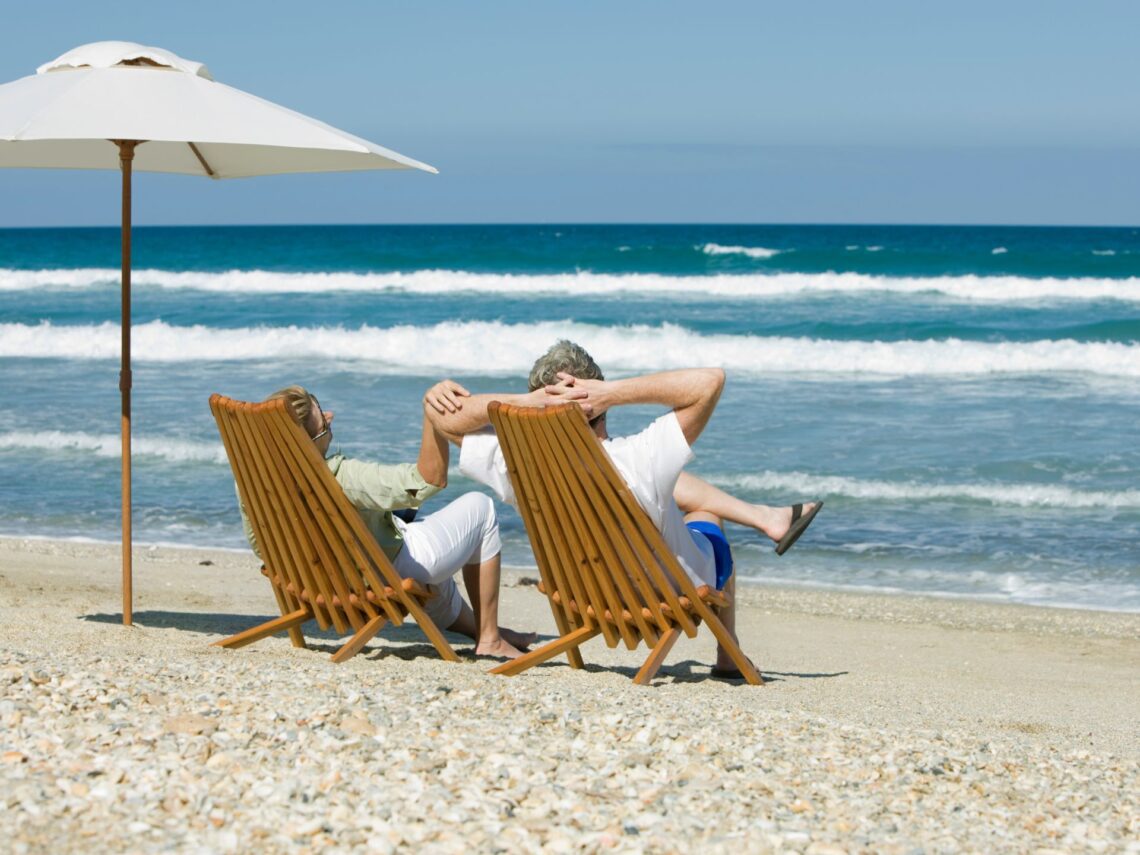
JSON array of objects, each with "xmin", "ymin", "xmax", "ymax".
[{"xmin": 1, "ymin": 224, "xmax": 1138, "ymax": 612}]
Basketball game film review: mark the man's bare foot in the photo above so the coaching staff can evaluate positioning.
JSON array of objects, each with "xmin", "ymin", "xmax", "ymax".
[
  {"xmin": 474, "ymin": 637, "xmax": 526, "ymax": 660},
  {"xmin": 500, "ymin": 626, "xmax": 538, "ymax": 650}
]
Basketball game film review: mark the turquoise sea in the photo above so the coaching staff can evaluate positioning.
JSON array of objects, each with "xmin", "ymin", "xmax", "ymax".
[{"xmin": 1, "ymin": 224, "xmax": 1137, "ymax": 611}]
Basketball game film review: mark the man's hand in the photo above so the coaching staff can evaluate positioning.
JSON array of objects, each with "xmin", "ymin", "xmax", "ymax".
[
  {"xmin": 543, "ymin": 372, "xmax": 609, "ymax": 418},
  {"xmin": 424, "ymin": 379, "xmax": 471, "ymax": 415}
]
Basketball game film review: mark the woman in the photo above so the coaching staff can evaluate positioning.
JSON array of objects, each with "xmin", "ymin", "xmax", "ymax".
[{"xmin": 240, "ymin": 382, "xmax": 533, "ymax": 660}]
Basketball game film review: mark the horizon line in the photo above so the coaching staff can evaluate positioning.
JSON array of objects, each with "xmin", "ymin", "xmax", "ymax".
[{"xmin": 1, "ymin": 221, "xmax": 1138, "ymax": 230}]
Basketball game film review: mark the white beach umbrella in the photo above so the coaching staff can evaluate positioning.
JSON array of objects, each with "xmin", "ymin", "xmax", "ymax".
[{"xmin": 0, "ymin": 41, "xmax": 437, "ymax": 626}]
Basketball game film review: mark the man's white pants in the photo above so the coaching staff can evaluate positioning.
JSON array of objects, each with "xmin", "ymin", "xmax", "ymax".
[{"xmin": 393, "ymin": 492, "xmax": 501, "ymax": 629}]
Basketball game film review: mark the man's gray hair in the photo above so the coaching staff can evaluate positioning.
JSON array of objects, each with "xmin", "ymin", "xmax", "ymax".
[{"xmin": 528, "ymin": 340, "xmax": 604, "ymax": 391}]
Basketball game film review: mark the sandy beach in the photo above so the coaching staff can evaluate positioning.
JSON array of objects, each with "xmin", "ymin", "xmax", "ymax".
[{"xmin": 1, "ymin": 536, "xmax": 1137, "ymax": 853}]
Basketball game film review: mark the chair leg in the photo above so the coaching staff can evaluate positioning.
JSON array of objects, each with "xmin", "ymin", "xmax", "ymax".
[
  {"xmin": 550, "ymin": 607, "xmax": 586, "ymax": 669},
  {"xmin": 566, "ymin": 648, "xmax": 586, "ymax": 670},
  {"xmin": 699, "ymin": 607, "xmax": 763, "ymax": 685},
  {"xmin": 633, "ymin": 627, "xmax": 681, "ymax": 685},
  {"xmin": 271, "ymin": 585, "xmax": 307, "ymax": 649},
  {"xmin": 490, "ymin": 625, "xmax": 600, "ymax": 677},
  {"xmin": 331, "ymin": 614, "xmax": 387, "ymax": 663},
  {"xmin": 213, "ymin": 608, "xmax": 311, "ymax": 650},
  {"xmin": 403, "ymin": 596, "xmax": 462, "ymax": 663}
]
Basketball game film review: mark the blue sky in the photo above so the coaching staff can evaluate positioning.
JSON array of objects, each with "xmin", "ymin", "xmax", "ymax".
[{"xmin": 1, "ymin": 0, "xmax": 1138, "ymax": 226}]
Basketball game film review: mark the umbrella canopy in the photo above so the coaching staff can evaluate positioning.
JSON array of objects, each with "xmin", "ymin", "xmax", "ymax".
[
  {"xmin": 0, "ymin": 41, "xmax": 437, "ymax": 176},
  {"xmin": 0, "ymin": 42, "xmax": 437, "ymax": 625}
]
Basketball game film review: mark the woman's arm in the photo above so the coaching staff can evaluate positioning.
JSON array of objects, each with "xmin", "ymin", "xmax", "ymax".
[
  {"xmin": 423, "ymin": 379, "xmax": 549, "ymax": 445},
  {"xmin": 416, "ymin": 405, "xmax": 450, "ymax": 488}
]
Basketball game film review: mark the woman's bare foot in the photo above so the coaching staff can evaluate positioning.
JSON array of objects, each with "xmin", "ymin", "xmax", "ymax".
[
  {"xmin": 475, "ymin": 637, "xmax": 526, "ymax": 660},
  {"xmin": 500, "ymin": 626, "xmax": 538, "ymax": 650}
]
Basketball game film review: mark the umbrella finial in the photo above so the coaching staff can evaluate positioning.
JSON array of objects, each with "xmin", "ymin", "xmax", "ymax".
[{"xmin": 37, "ymin": 41, "xmax": 213, "ymax": 80}]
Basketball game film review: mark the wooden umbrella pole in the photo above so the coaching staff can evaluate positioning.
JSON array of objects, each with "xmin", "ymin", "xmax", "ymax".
[{"xmin": 117, "ymin": 140, "xmax": 139, "ymax": 626}]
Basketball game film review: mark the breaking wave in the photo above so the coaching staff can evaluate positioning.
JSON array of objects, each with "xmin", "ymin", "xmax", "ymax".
[
  {"xmin": 2, "ymin": 320, "xmax": 1139, "ymax": 378},
  {"xmin": 0, "ymin": 430, "xmax": 227, "ymax": 464},
  {"xmin": 4, "ymin": 266, "xmax": 1140, "ymax": 303},
  {"xmin": 700, "ymin": 243, "xmax": 783, "ymax": 259},
  {"xmin": 714, "ymin": 470, "xmax": 1140, "ymax": 509}
]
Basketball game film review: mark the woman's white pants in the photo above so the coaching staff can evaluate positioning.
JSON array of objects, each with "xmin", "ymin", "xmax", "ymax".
[{"xmin": 393, "ymin": 492, "xmax": 501, "ymax": 628}]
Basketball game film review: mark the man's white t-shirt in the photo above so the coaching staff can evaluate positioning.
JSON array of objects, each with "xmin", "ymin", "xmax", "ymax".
[{"xmin": 459, "ymin": 412, "xmax": 716, "ymax": 588}]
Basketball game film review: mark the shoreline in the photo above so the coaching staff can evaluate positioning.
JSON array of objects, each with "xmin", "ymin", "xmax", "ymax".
[
  {"xmin": 2, "ymin": 536, "xmax": 1137, "ymax": 851},
  {"xmin": 3, "ymin": 535, "xmax": 1136, "ymax": 742},
  {"xmin": 4, "ymin": 532, "xmax": 1136, "ymax": 621}
]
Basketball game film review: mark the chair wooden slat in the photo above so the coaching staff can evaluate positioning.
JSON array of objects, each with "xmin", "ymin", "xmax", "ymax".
[
  {"xmin": 529, "ymin": 409, "xmax": 652, "ymax": 648},
  {"xmin": 492, "ymin": 411, "xmax": 588, "ymax": 669},
  {"xmin": 251, "ymin": 406, "xmax": 357, "ymax": 631},
  {"xmin": 260, "ymin": 410, "xmax": 377, "ymax": 630},
  {"xmin": 226, "ymin": 398, "xmax": 353, "ymax": 632},
  {"xmin": 560, "ymin": 407, "xmax": 701, "ymax": 638},
  {"xmin": 264, "ymin": 411, "xmax": 409, "ymax": 629},
  {"xmin": 516, "ymin": 410, "xmax": 629, "ymax": 648},
  {"xmin": 217, "ymin": 401, "xmax": 326, "ymax": 629},
  {"xmin": 544, "ymin": 407, "xmax": 671, "ymax": 641},
  {"xmin": 546, "ymin": 404, "xmax": 670, "ymax": 628},
  {"xmin": 208, "ymin": 394, "xmax": 460, "ymax": 664},
  {"xmin": 214, "ymin": 404, "xmax": 307, "ymax": 651},
  {"xmin": 495, "ymin": 409, "xmax": 596, "ymax": 642},
  {"xmin": 486, "ymin": 401, "xmax": 762, "ymax": 686},
  {"xmin": 234, "ymin": 400, "xmax": 338, "ymax": 630}
]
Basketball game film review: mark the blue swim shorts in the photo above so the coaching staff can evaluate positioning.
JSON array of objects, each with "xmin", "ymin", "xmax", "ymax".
[{"xmin": 685, "ymin": 520, "xmax": 734, "ymax": 590}]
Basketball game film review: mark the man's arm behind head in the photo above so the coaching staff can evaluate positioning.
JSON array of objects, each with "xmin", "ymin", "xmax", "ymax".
[
  {"xmin": 546, "ymin": 368, "xmax": 725, "ymax": 447},
  {"xmin": 670, "ymin": 367, "xmax": 726, "ymax": 446}
]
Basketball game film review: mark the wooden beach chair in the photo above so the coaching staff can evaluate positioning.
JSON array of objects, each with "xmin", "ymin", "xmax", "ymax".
[
  {"xmin": 486, "ymin": 401, "xmax": 762, "ymax": 685},
  {"xmin": 208, "ymin": 394, "xmax": 460, "ymax": 664}
]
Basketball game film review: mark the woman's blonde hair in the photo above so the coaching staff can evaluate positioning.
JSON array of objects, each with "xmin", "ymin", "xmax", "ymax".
[{"xmin": 265, "ymin": 385, "xmax": 314, "ymax": 428}]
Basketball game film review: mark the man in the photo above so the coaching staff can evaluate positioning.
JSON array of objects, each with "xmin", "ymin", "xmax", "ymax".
[
  {"xmin": 238, "ymin": 383, "xmax": 534, "ymax": 660},
  {"xmin": 423, "ymin": 341, "xmax": 822, "ymax": 677}
]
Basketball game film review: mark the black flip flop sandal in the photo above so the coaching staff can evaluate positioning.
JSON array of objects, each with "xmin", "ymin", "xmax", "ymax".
[{"xmin": 774, "ymin": 500, "xmax": 823, "ymax": 556}]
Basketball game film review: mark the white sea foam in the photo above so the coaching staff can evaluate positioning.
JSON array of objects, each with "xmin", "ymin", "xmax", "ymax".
[
  {"xmin": 0, "ymin": 533, "xmax": 249, "ymax": 553},
  {"xmin": 1093, "ymin": 250, "xmax": 1116, "ymax": 256},
  {"xmin": 740, "ymin": 569, "xmax": 1140, "ymax": 613},
  {"xmin": 2, "ymin": 319, "xmax": 1139, "ymax": 378},
  {"xmin": 700, "ymin": 243, "xmax": 783, "ymax": 259},
  {"xmin": 0, "ymin": 267, "xmax": 121, "ymax": 289},
  {"xmin": 992, "ymin": 247, "xmax": 1008, "ymax": 255},
  {"xmin": 0, "ymin": 430, "xmax": 228, "ymax": 464},
  {"xmin": 712, "ymin": 470, "xmax": 1140, "ymax": 509},
  {"xmin": 4, "ymin": 266, "xmax": 1140, "ymax": 303}
]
